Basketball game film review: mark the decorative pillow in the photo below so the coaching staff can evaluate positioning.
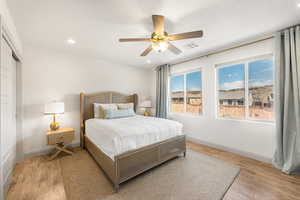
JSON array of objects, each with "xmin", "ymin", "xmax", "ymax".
[
  {"xmin": 94, "ymin": 103, "xmax": 118, "ymax": 118},
  {"xmin": 104, "ymin": 108, "xmax": 135, "ymax": 119},
  {"xmin": 117, "ymin": 103, "xmax": 134, "ymax": 110}
]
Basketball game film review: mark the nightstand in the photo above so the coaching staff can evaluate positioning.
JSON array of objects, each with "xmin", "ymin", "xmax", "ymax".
[{"xmin": 47, "ymin": 128, "xmax": 75, "ymax": 160}]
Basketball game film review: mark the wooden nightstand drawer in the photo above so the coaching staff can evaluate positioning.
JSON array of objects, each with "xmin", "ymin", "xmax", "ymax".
[
  {"xmin": 47, "ymin": 128, "xmax": 75, "ymax": 145},
  {"xmin": 48, "ymin": 132, "xmax": 74, "ymax": 145}
]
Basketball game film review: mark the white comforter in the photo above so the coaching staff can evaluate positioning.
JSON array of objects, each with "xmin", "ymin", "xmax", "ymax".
[{"xmin": 85, "ymin": 115, "xmax": 183, "ymax": 160}]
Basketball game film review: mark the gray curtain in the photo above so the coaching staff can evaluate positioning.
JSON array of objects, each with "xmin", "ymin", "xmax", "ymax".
[
  {"xmin": 155, "ymin": 64, "xmax": 170, "ymax": 118},
  {"xmin": 273, "ymin": 26, "xmax": 300, "ymax": 174}
]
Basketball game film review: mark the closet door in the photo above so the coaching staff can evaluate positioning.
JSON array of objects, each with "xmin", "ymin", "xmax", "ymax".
[{"xmin": 0, "ymin": 37, "xmax": 17, "ymax": 196}]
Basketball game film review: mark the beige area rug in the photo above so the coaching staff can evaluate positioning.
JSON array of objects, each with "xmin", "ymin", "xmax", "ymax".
[{"xmin": 60, "ymin": 149, "xmax": 240, "ymax": 200}]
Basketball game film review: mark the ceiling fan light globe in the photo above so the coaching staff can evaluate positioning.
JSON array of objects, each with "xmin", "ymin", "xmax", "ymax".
[{"xmin": 152, "ymin": 41, "xmax": 169, "ymax": 52}]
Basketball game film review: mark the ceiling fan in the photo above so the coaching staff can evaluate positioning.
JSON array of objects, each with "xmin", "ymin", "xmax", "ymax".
[{"xmin": 119, "ymin": 15, "xmax": 203, "ymax": 56}]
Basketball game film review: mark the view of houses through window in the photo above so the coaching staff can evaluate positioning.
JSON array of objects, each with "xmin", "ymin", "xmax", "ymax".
[
  {"xmin": 169, "ymin": 56, "xmax": 274, "ymax": 121},
  {"xmin": 218, "ymin": 64, "xmax": 246, "ymax": 119},
  {"xmin": 217, "ymin": 56, "xmax": 274, "ymax": 121},
  {"xmin": 170, "ymin": 71, "xmax": 202, "ymax": 115}
]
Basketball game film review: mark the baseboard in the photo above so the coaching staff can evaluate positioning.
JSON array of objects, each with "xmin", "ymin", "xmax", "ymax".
[
  {"xmin": 23, "ymin": 142, "xmax": 80, "ymax": 159},
  {"xmin": 186, "ymin": 136, "xmax": 272, "ymax": 163}
]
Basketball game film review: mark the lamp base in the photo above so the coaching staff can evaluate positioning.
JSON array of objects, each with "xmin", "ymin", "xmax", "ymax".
[
  {"xmin": 144, "ymin": 111, "xmax": 150, "ymax": 116},
  {"xmin": 50, "ymin": 122, "xmax": 60, "ymax": 131}
]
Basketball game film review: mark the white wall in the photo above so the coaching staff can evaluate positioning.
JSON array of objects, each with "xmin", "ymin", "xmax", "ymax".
[
  {"xmin": 160, "ymin": 39, "xmax": 276, "ymax": 161},
  {"xmin": 22, "ymin": 45, "xmax": 152, "ymax": 156}
]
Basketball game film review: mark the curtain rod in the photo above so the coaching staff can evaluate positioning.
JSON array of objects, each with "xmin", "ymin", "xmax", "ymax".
[{"xmin": 171, "ymin": 35, "xmax": 274, "ymax": 66}]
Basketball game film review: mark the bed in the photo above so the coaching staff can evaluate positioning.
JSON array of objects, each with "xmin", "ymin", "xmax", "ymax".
[{"xmin": 80, "ymin": 92, "xmax": 186, "ymax": 191}]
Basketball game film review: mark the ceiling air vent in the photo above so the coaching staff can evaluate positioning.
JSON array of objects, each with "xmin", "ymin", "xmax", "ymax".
[{"xmin": 184, "ymin": 42, "xmax": 199, "ymax": 50}]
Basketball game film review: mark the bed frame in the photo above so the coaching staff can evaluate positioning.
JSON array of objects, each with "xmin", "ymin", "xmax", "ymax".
[{"xmin": 80, "ymin": 91, "xmax": 186, "ymax": 191}]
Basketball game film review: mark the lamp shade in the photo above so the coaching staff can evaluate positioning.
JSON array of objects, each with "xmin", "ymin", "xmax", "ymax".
[
  {"xmin": 44, "ymin": 102, "xmax": 64, "ymax": 114},
  {"xmin": 140, "ymin": 100, "xmax": 152, "ymax": 108}
]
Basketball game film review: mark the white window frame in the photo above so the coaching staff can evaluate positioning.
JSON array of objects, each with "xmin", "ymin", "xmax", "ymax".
[
  {"xmin": 169, "ymin": 68, "xmax": 203, "ymax": 116},
  {"xmin": 215, "ymin": 54, "xmax": 274, "ymax": 123}
]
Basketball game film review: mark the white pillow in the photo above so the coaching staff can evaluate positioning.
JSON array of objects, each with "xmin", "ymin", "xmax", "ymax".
[
  {"xmin": 117, "ymin": 103, "xmax": 134, "ymax": 110},
  {"xmin": 94, "ymin": 103, "xmax": 118, "ymax": 118}
]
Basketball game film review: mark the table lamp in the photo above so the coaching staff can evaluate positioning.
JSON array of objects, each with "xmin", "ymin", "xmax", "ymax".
[
  {"xmin": 44, "ymin": 102, "xmax": 64, "ymax": 130},
  {"xmin": 140, "ymin": 100, "xmax": 152, "ymax": 116}
]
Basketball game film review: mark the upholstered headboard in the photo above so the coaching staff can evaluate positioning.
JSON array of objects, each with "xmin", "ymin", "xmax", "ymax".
[{"xmin": 80, "ymin": 91, "xmax": 138, "ymax": 148}]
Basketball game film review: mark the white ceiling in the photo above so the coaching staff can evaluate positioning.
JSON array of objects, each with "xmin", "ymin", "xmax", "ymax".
[{"xmin": 8, "ymin": 0, "xmax": 300, "ymax": 67}]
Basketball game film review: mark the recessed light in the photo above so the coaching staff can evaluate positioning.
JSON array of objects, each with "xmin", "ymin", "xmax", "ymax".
[
  {"xmin": 297, "ymin": 3, "xmax": 300, "ymax": 7},
  {"xmin": 67, "ymin": 38, "xmax": 76, "ymax": 44},
  {"xmin": 146, "ymin": 60, "xmax": 151, "ymax": 64}
]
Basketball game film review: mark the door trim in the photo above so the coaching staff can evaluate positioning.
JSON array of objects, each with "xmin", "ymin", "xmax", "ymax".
[{"xmin": 0, "ymin": 14, "xmax": 23, "ymax": 200}]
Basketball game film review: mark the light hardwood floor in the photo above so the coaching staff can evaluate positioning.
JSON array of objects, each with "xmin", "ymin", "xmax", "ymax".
[
  {"xmin": 188, "ymin": 142, "xmax": 300, "ymax": 200},
  {"xmin": 7, "ymin": 142, "xmax": 300, "ymax": 200}
]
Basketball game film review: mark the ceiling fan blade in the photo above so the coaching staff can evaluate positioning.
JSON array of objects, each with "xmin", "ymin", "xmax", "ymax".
[
  {"xmin": 140, "ymin": 45, "xmax": 153, "ymax": 56},
  {"xmin": 119, "ymin": 38, "xmax": 151, "ymax": 42},
  {"xmin": 169, "ymin": 31, "xmax": 203, "ymax": 41},
  {"xmin": 152, "ymin": 15, "xmax": 165, "ymax": 35},
  {"xmin": 168, "ymin": 42, "xmax": 182, "ymax": 55}
]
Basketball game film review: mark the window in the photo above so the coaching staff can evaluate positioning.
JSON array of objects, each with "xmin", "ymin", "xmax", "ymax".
[
  {"xmin": 170, "ymin": 70, "xmax": 202, "ymax": 115},
  {"xmin": 170, "ymin": 75, "xmax": 184, "ymax": 113},
  {"xmin": 248, "ymin": 58, "xmax": 274, "ymax": 120},
  {"xmin": 186, "ymin": 71, "xmax": 202, "ymax": 114},
  {"xmin": 217, "ymin": 56, "xmax": 274, "ymax": 121},
  {"xmin": 218, "ymin": 64, "xmax": 245, "ymax": 119}
]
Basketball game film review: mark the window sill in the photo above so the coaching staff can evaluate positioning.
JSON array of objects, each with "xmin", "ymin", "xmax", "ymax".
[
  {"xmin": 169, "ymin": 112, "xmax": 204, "ymax": 118},
  {"xmin": 168, "ymin": 113, "xmax": 275, "ymax": 125},
  {"xmin": 216, "ymin": 117, "xmax": 275, "ymax": 125}
]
